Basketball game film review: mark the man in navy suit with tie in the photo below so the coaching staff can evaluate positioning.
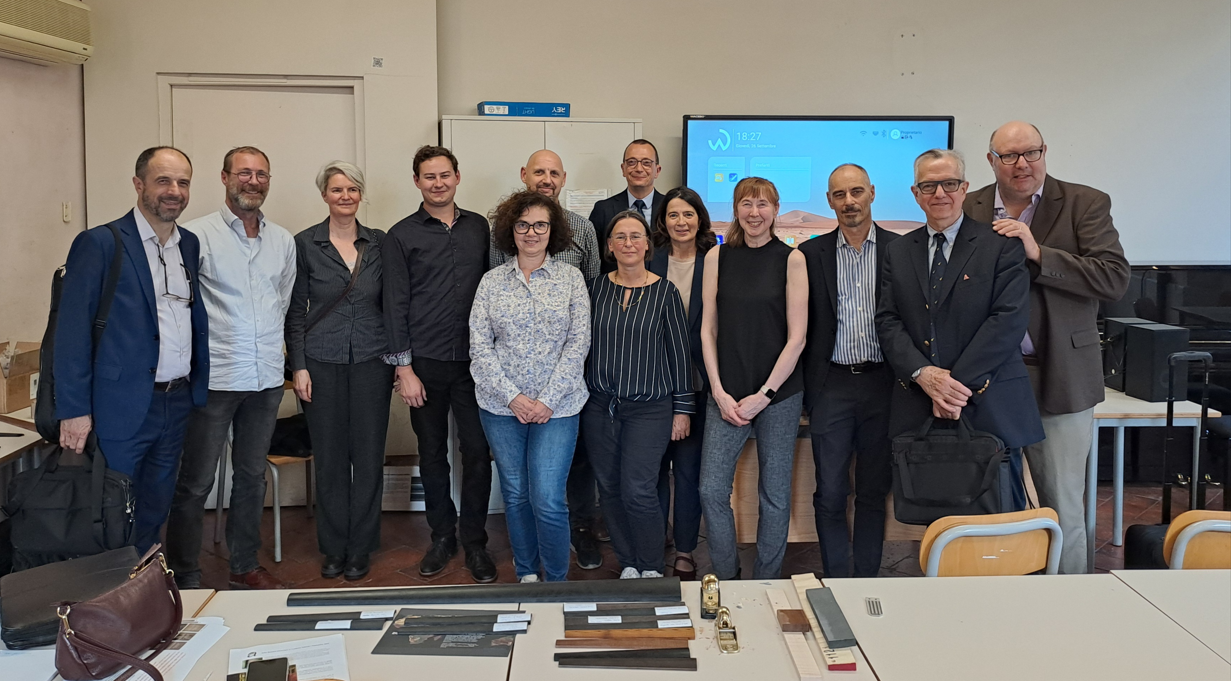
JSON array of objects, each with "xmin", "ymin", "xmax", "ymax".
[
  {"xmin": 55, "ymin": 146, "xmax": 209, "ymax": 552},
  {"xmin": 589, "ymin": 139, "xmax": 666, "ymax": 273},
  {"xmin": 876, "ymin": 149, "xmax": 1043, "ymax": 508},
  {"xmin": 799, "ymin": 164, "xmax": 899, "ymax": 577}
]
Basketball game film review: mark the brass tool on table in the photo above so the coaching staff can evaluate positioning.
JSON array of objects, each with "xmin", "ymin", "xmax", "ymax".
[
  {"xmin": 700, "ymin": 573, "xmax": 720, "ymax": 620},
  {"xmin": 715, "ymin": 606, "xmax": 739, "ymax": 654}
]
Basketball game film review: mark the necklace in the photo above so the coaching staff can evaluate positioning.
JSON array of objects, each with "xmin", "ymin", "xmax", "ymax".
[{"xmin": 614, "ymin": 270, "xmax": 648, "ymax": 311}]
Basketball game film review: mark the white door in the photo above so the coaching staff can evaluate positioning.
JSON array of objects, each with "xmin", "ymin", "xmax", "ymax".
[
  {"xmin": 170, "ymin": 84, "xmax": 359, "ymax": 235},
  {"xmin": 445, "ymin": 118, "xmax": 544, "ymax": 217},
  {"xmin": 546, "ymin": 120, "xmax": 640, "ymax": 202}
]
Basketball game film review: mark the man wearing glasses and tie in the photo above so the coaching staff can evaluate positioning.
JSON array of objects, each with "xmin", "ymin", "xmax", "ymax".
[
  {"xmin": 875, "ymin": 148, "xmax": 1044, "ymax": 514},
  {"xmin": 167, "ymin": 146, "xmax": 297, "ymax": 591},
  {"xmin": 590, "ymin": 139, "xmax": 666, "ymax": 274},
  {"xmin": 55, "ymin": 146, "xmax": 210, "ymax": 554}
]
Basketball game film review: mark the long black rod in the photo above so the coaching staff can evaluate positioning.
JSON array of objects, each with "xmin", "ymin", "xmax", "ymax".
[{"xmin": 286, "ymin": 578, "xmax": 683, "ymax": 606}]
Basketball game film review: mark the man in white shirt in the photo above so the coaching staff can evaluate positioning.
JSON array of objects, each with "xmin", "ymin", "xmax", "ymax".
[{"xmin": 166, "ymin": 146, "xmax": 297, "ymax": 590}]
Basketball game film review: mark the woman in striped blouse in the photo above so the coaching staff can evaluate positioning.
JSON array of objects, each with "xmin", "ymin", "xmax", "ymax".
[{"xmin": 582, "ymin": 210, "xmax": 693, "ymax": 579}]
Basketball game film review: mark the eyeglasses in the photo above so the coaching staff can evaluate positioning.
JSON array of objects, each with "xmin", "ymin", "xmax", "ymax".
[
  {"xmin": 228, "ymin": 170, "xmax": 271, "ymax": 183},
  {"xmin": 157, "ymin": 252, "xmax": 194, "ymax": 305},
  {"xmin": 991, "ymin": 148, "xmax": 1044, "ymax": 165},
  {"xmin": 623, "ymin": 158, "xmax": 657, "ymax": 169},
  {"xmin": 915, "ymin": 179, "xmax": 965, "ymax": 195},
  {"xmin": 610, "ymin": 233, "xmax": 646, "ymax": 244},
  {"xmin": 513, "ymin": 221, "xmax": 551, "ymax": 234}
]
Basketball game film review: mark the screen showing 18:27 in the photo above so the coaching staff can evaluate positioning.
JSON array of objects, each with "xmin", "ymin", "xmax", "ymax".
[{"xmin": 684, "ymin": 117, "xmax": 954, "ymax": 244}]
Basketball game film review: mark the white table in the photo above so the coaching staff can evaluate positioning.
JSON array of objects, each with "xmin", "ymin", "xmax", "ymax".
[
  {"xmin": 1088, "ymin": 389, "xmax": 1220, "ymax": 570},
  {"xmin": 181, "ymin": 588, "xmax": 216, "ymax": 619},
  {"xmin": 823, "ymin": 574, "xmax": 1230, "ymax": 680},
  {"xmin": 507, "ymin": 579, "xmax": 876, "ymax": 681},
  {"xmin": 1113, "ymin": 569, "xmax": 1231, "ymax": 664},
  {"xmin": 190, "ymin": 589, "xmax": 520, "ymax": 680}
]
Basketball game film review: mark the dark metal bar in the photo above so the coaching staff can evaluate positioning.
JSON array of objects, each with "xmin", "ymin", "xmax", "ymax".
[{"xmin": 286, "ymin": 578, "xmax": 682, "ymax": 606}]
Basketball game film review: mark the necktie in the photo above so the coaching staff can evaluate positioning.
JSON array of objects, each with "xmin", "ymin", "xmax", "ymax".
[
  {"xmin": 927, "ymin": 232, "xmax": 947, "ymax": 363},
  {"xmin": 929, "ymin": 232, "xmax": 948, "ymax": 306},
  {"xmin": 632, "ymin": 199, "xmax": 647, "ymax": 220}
]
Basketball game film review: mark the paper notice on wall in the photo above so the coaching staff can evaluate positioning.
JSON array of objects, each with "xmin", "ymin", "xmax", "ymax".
[{"xmin": 565, "ymin": 189, "xmax": 607, "ymax": 216}]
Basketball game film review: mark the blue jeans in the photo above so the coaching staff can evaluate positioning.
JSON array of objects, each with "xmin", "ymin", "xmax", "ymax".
[{"xmin": 479, "ymin": 410, "xmax": 579, "ymax": 582}]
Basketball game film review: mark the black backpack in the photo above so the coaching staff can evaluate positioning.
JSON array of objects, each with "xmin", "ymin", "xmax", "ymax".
[{"xmin": 35, "ymin": 224, "xmax": 123, "ymax": 442}]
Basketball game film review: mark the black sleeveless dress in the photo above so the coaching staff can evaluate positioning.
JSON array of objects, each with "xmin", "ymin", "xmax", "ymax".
[{"xmin": 714, "ymin": 236, "xmax": 803, "ymax": 405}]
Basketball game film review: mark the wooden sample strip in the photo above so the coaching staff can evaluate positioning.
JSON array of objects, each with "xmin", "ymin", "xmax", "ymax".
[
  {"xmin": 558, "ymin": 658, "xmax": 698, "ymax": 671},
  {"xmin": 554, "ymin": 649, "xmax": 692, "ymax": 661},
  {"xmin": 766, "ymin": 589, "xmax": 824, "ymax": 681},
  {"xmin": 555, "ymin": 638, "xmax": 690, "ymax": 650},
  {"xmin": 789, "ymin": 575, "xmax": 858, "ymax": 672},
  {"xmin": 563, "ymin": 627, "xmax": 695, "ymax": 639}
]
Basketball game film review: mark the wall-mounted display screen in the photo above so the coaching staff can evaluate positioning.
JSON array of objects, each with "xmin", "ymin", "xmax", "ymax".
[{"xmin": 683, "ymin": 115, "xmax": 954, "ymax": 244}]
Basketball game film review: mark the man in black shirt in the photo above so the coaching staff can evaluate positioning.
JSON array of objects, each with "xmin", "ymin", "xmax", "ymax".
[{"xmin": 383, "ymin": 145, "xmax": 495, "ymax": 583}]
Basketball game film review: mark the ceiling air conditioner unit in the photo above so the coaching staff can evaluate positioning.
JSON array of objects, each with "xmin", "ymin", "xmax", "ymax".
[{"xmin": 0, "ymin": 0, "xmax": 91, "ymax": 66}]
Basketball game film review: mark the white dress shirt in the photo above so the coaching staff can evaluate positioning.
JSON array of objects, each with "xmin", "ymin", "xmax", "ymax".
[
  {"xmin": 183, "ymin": 205, "xmax": 296, "ymax": 391},
  {"xmin": 133, "ymin": 208, "xmax": 192, "ymax": 381},
  {"xmin": 628, "ymin": 190, "xmax": 654, "ymax": 223}
]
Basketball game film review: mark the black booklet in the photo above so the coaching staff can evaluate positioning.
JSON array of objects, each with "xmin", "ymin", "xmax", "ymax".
[{"xmin": 370, "ymin": 608, "xmax": 527, "ymax": 657}]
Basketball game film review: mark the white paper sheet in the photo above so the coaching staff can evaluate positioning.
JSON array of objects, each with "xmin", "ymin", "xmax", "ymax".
[
  {"xmin": 565, "ymin": 189, "xmax": 607, "ymax": 216},
  {"xmin": 228, "ymin": 634, "xmax": 350, "ymax": 681},
  {"xmin": 0, "ymin": 649, "xmax": 57, "ymax": 681},
  {"xmin": 102, "ymin": 617, "xmax": 230, "ymax": 681}
]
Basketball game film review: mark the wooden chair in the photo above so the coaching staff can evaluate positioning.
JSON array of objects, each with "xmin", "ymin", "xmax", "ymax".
[
  {"xmin": 920, "ymin": 508, "xmax": 1063, "ymax": 577},
  {"xmin": 1164, "ymin": 510, "xmax": 1231, "ymax": 569}
]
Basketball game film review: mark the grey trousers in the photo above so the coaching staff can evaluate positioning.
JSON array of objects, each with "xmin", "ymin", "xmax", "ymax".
[
  {"xmin": 1026, "ymin": 365, "xmax": 1095, "ymax": 574},
  {"xmin": 699, "ymin": 391, "xmax": 804, "ymax": 580}
]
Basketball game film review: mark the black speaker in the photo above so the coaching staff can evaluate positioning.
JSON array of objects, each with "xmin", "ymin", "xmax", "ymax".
[
  {"xmin": 1103, "ymin": 317, "xmax": 1152, "ymax": 391},
  {"xmin": 1124, "ymin": 324, "xmax": 1190, "ymax": 402}
]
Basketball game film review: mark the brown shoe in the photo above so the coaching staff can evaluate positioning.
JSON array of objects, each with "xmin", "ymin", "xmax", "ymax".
[{"xmin": 228, "ymin": 566, "xmax": 286, "ymax": 590}]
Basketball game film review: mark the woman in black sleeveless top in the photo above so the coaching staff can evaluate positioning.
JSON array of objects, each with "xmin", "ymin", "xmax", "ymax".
[{"xmin": 698, "ymin": 177, "xmax": 808, "ymax": 580}]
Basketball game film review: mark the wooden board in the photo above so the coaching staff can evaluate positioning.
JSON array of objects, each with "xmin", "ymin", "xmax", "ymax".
[
  {"xmin": 563, "ymin": 627, "xmax": 695, "ymax": 639},
  {"xmin": 554, "ymin": 638, "xmax": 691, "ymax": 650}
]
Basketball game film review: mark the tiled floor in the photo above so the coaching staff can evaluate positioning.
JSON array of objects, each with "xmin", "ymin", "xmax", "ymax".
[{"xmin": 188, "ymin": 483, "xmax": 1224, "ymax": 590}]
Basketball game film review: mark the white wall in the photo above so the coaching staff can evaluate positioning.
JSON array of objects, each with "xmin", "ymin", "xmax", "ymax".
[
  {"xmin": 0, "ymin": 58, "xmax": 86, "ymax": 343},
  {"xmin": 438, "ymin": 0, "xmax": 1231, "ymax": 265},
  {"xmin": 83, "ymin": 0, "xmax": 439, "ymax": 233}
]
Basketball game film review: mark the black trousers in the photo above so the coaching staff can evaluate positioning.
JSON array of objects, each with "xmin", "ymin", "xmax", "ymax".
[
  {"xmin": 809, "ymin": 365, "xmax": 893, "ymax": 578},
  {"xmin": 658, "ymin": 390, "xmax": 707, "ymax": 553},
  {"xmin": 303, "ymin": 357, "xmax": 394, "ymax": 558},
  {"xmin": 408, "ymin": 357, "xmax": 491, "ymax": 550},
  {"xmin": 567, "ymin": 434, "xmax": 599, "ymax": 530},
  {"xmin": 583, "ymin": 395, "xmax": 673, "ymax": 573}
]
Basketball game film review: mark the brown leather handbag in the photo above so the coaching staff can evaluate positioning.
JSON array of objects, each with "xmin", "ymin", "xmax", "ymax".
[{"xmin": 54, "ymin": 544, "xmax": 183, "ymax": 681}]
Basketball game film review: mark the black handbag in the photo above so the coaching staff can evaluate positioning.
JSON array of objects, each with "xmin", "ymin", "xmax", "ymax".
[
  {"xmin": 0, "ymin": 545, "xmax": 139, "ymax": 649},
  {"xmin": 891, "ymin": 416, "xmax": 1006, "ymax": 525},
  {"xmin": 2, "ymin": 436, "xmax": 134, "ymax": 571}
]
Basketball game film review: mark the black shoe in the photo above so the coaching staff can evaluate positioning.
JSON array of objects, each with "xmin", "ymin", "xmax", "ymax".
[
  {"xmin": 465, "ymin": 547, "xmax": 498, "ymax": 583},
  {"xmin": 321, "ymin": 555, "xmax": 345, "ymax": 579},
  {"xmin": 593, "ymin": 517, "xmax": 611, "ymax": 542},
  {"xmin": 419, "ymin": 537, "xmax": 458, "ymax": 577},
  {"xmin": 571, "ymin": 527, "xmax": 602, "ymax": 570},
  {"xmin": 344, "ymin": 554, "xmax": 370, "ymax": 581}
]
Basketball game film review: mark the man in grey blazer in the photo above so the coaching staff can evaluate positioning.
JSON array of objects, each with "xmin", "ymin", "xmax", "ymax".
[{"xmin": 965, "ymin": 121, "xmax": 1130, "ymax": 573}]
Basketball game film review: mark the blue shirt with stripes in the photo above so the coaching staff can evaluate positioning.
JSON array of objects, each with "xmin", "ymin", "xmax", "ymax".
[{"xmin": 831, "ymin": 228, "xmax": 883, "ymax": 364}]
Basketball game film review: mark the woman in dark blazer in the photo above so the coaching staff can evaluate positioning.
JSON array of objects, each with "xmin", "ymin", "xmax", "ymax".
[
  {"xmin": 648, "ymin": 186, "xmax": 717, "ymax": 580},
  {"xmin": 285, "ymin": 161, "xmax": 393, "ymax": 582}
]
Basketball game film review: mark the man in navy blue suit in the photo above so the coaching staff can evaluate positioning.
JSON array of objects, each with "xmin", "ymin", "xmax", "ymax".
[{"xmin": 55, "ymin": 146, "xmax": 209, "ymax": 552}]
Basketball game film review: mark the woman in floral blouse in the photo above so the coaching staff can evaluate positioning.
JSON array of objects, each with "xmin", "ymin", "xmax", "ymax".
[{"xmin": 469, "ymin": 190, "xmax": 590, "ymax": 583}]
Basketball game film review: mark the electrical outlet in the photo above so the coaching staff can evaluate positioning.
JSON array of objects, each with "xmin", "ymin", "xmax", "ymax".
[{"xmin": 62, "ymin": 202, "xmax": 71, "ymax": 223}]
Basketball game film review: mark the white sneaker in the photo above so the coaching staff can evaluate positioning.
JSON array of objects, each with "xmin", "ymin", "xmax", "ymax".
[
  {"xmin": 641, "ymin": 570, "xmax": 664, "ymax": 578},
  {"xmin": 519, "ymin": 574, "xmax": 540, "ymax": 583},
  {"xmin": 619, "ymin": 567, "xmax": 641, "ymax": 579}
]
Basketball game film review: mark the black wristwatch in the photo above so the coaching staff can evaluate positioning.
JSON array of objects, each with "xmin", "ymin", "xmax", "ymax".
[{"xmin": 760, "ymin": 385, "xmax": 776, "ymax": 400}]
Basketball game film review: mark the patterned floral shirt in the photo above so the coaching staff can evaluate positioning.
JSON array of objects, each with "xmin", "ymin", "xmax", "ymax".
[{"xmin": 469, "ymin": 257, "xmax": 591, "ymax": 417}]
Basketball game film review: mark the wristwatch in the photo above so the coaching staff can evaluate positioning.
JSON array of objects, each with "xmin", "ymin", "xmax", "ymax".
[
  {"xmin": 911, "ymin": 367, "xmax": 923, "ymax": 382},
  {"xmin": 760, "ymin": 385, "xmax": 776, "ymax": 399}
]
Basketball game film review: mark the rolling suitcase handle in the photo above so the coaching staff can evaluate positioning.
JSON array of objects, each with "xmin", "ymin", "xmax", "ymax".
[{"xmin": 1163, "ymin": 352, "xmax": 1213, "ymax": 522}]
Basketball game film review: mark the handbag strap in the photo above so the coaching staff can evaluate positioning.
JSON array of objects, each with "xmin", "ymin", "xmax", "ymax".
[
  {"xmin": 62, "ymin": 629, "xmax": 168, "ymax": 681},
  {"xmin": 304, "ymin": 240, "xmax": 366, "ymax": 335}
]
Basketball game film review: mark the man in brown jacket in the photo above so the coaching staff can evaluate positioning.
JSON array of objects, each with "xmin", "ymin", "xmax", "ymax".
[{"xmin": 965, "ymin": 121, "xmax": 1130, "ymax": 573}]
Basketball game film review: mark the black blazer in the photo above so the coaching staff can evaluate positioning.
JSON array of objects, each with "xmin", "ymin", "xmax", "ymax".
[
  {"xmin": 798, "ymin": 224, "xmax": 899, "ymax": 409},
  {"xmin": 590, "ymin": 189, "xmax": 667, "ymax": 273},
  {"xmin": 649, "ymin": 247, "xmax": 707, "ymax": 392},
  {"xmin": 874, "ymin": 216, "xmax": 1044, "ymax": 449}
]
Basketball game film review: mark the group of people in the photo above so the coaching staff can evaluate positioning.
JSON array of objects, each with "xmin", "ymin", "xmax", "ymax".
[{"xmin": 53, "ymin": 119, "xmax": 1128, "ymax": 590}]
